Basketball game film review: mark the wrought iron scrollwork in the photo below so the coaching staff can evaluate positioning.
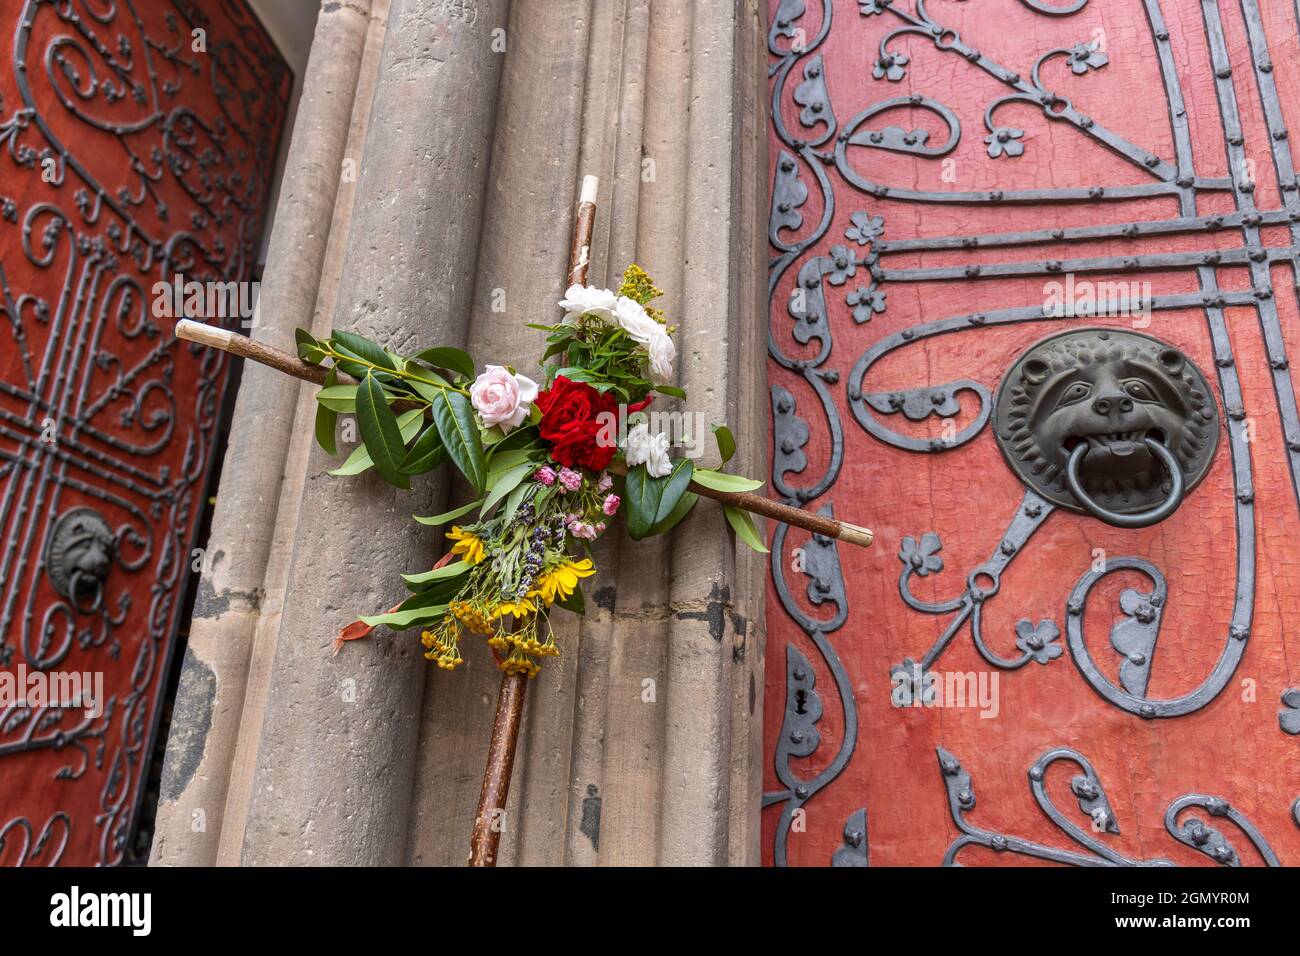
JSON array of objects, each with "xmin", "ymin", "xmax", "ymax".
[
  {"xmin": 1065, "ymin": 558, "xmax": 1248, "ymax": 719},
  {"xmin": 766, "ymin": 0, "xmax": 1297, "ymax": 865},
  {"xmin": 1282, "ymin": 689, "xmax": 1300, "ymax": 735},
  {"xmin": 893, "ymin": 490, "xmax": 1060, "ymax": 675},
  {"xmin": 764, "ymin": 505, "xmax": 856, "ymax": 866},
  {"xmin": 0, "ymin": 812, "xmax": 71, "ymax": 867},
  {"xmin": 937, "ymin": 746, "xmax": 1281, "ymax": 866},
  {"xmin": 0, "ymin": 0, "xmax": 289, "ymax": 864}
]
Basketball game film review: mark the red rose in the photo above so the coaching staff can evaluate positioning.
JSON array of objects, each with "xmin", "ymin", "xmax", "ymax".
[{"xmin": 536, "ymin": 376, "xmax": 619, "ymax": 471}]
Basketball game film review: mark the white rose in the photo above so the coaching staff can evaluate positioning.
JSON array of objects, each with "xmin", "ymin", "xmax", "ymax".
[
  {"xmin": 625, "ymin": 422, "xmax": 672, "ymax": 478},
  {"xmin": 470, "ymin": 365, "xmax": 539, "ymax": 431},
  {"xmin": 613, "ymin": 296, "xmax": 660, "ymax": 345},
  {"xmin": 646, "ymin": 326, "xmax": 675, "ymax": 383},
  {"xmin": 558, "ymin": 284, "xmax": 618, "ymax": 324}
]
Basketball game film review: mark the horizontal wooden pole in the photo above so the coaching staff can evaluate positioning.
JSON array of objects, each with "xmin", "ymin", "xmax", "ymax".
[{"xmin": 174, "ymin": 318, "xmax": 873, "ymax": 549}]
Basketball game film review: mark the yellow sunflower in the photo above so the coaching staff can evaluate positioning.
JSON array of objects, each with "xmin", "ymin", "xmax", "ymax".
[
  {"xmin": 492, "ymin": 596, "xmax": 538, "ymax": 619},
  {"xmin": 446, "ymin": 526, "xmax": 486, "ymax": 564},
  {"xmin": 531, "ymin": 557, "xmax": 596, "ymax": 605}
]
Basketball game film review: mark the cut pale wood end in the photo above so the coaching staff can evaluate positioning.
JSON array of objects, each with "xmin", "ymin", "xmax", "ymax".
[
  {"xmin": 837, "ymin": 522, "xmax": 874, "ymax": 548},
  {"xmin": 175, "ymin": 319, "xmax": 234, "ymax": 351},
  {"xmin": 580, "ymin": 174, "xmax": 599, "ymax": 205}
]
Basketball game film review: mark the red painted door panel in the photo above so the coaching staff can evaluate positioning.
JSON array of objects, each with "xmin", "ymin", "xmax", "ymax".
[
  {"xmin": 764, "ymin": 0, "xmax": 1300, "ymax": 866},
  {"xmin": 0, "ymin": 0, "xmax": 289, "ymax": 865}
]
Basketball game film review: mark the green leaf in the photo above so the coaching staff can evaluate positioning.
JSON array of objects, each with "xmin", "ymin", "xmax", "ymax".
[
  {"xmin": 413, "ymin": 347, "xmax": 476, "ymax": 382},
  {"xmin": 488, "ymin": 425, "xmax": 542, "ymax": 456},
  {"xmin": 654, "ymin": 384, "xmax": 686, "ymax": 399},
  {"xmin": 482, "ymin": 461, "xmax": 534, "ymax": 517},
  {"xmin": 315, "ymin": 384, "xmax": 358, "ymax": 413},
  {"xmin": 360, "ymin": 602, "xmax": 450, "ymax": 630},
  {"xmin": 723, "ymin": 504, "xmax": 769, "ymax": 553},
  {"xmin": 625, "ymin": 466, "xmax": 661, "ymax": 539},
  {"xmin": 690, "ymin": 469, "xmax": 764, "ymax": 493},
  {"xmin": 295, "ymin": 328, "xmax": 323, "ymax": 362},
  {"xmin": 401, "ymin": 559, "xmax": 473, "ymax": 588},
  {"xmin": 712, "ymin": 424, "xmax": 736, "ymax": 464},
  {"xmin": 487, "ymin": 447, "xmax": 541, "ymax": 472},
  {"xmin": 654, "ymin": 458, "xmax": 694, "ymax": 526},
  {"xmin": 542, "ymin": 339, "xmax": 571, "ymax": 362},
  {"xmin": 315, "ymin": 402, "xmax": 338, "ymax": 456},
  {"xmin": 501, "ymin": 479, "xmax": 532, "ymax": 526},
  {"xmin": 555, "ymin": 583, "xmax": 585, "ymax": 615},
  {"xmin": 408, "ymin": 378, "xmax": 451, "ymax": 404},
  {"xmin": 332, "ymin": 329, "xmax": 397, "ymax": 371},
  {"xmin": 649, "ymin": 490, "xmax": 698, "ymax": 536},
  {"xmin": 356, "ymin": 372, "xmax": 410, "ymax": 489},
  {"xmin": 329, "ymin": 443, "xmax": 373, "ymax": 477},
  {"xmin": 313, "ymin": 368, "xmax": 339, "ymax": 456},
  {"xmin": 401, "ymin": 424, "xmax": 447, "ymax": 476},
  {"xmin": 414, "ymin": 498, "xmax": 485, "ymax": 527},
  {"xmin": 431, "ymin": 389, "xmax": 487, "ymax": 492}
]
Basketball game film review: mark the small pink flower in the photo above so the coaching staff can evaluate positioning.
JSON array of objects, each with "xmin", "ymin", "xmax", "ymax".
[
  {"xmin": 534, "ymin": 466, "xmax": 556, "ymax": 486},
  {"xmin": 571, "ymin": 522, "xmax": 598, "ymax": 541},
  {"xmin": 597, "ymin": 472, "xmax": 613, "ymax": 492},
  {"xmin": 558, "ymin": 467, "xmax": 582, "ymax": 492},
  {"xmin": 595, "ymin": 521, "xmax": 606, "ymax": 534},
  {"xmin": 602, "ymin": 494, "xmax": 620, "ymax": 516}
]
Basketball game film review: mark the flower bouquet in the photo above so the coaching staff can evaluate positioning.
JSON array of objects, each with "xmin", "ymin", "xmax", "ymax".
[
  {"xmin": 294, "ymin": 264, "xmax": 769, "ymax": 678},
  {"xmin": 175, "ymin": 176, "xmax": 870, "ymax": 865}
]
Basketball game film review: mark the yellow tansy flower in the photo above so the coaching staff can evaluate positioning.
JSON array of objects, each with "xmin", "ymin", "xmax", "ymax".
[
  {"xmin": 446, "ymin": 526, "xmax": 486, "ymax": 564},
  {"xmin": 531, "ymin": 557, "xmax": 596, "ymax": 605}
]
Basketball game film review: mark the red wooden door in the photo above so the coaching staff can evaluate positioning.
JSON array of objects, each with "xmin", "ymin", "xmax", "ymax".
[
  {"xmin": 0, "ymin": 0, "xmax": 289, "ymax": 865},
  {"xmin": 764, "ymin": 0, "xmax": 1300, "ymax": 866}
]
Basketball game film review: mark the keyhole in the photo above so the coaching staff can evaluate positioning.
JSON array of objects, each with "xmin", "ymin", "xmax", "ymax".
[{"xmin": 795, "ymin": 689, "xmax": 808, "ymax": 716}]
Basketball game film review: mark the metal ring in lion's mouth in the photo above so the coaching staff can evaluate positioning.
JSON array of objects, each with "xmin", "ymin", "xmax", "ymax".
[
  {"xmin": 1066, "ymin": 437, "xmax": 1185, "ymax": 528},
  {"xmin": 991, "ymin": 327, "xmax": 1220, "ymax": 521}
]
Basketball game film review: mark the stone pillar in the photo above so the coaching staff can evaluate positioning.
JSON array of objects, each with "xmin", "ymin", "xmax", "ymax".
[
  {"xmin": 237, "ymin": 0, "xmax": 510, "ymax": 866},
  {"xmin": 153, "ymin": 0, "xmax": 769, "ymax": 868},
  {"xmin": 656, "ymin": 0, "xmax": 769, "ymax": 867},
  {"xmin": 213, "ymin": 0, "xmax": 394, "ymax": 865},
  {"xmin": 402, "ymin": 0, "xmax": 770, "ymax": 867},
  {"xmin": 150, "ymin": 0, "xmax": 375, "ymax": 866}
]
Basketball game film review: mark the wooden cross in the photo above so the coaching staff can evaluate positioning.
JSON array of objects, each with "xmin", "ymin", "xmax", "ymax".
[{"xmin": 176, "ymin": 176, "xmax": 873, "ymax": 866}]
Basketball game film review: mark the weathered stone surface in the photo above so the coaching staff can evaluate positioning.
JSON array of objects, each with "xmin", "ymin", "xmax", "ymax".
[
  {"xmin": 238, "ymin": 0, "xmax": 510, "ymax": 866},
  {"xmin": 150, "ymin": 0, "xmax": 374, "ymax": 866}
]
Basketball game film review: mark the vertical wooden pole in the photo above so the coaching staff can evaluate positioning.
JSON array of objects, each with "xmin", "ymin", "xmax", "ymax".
[{"xmin": 467, "ymin": 175, "xmax": 599, "ymax": 866}]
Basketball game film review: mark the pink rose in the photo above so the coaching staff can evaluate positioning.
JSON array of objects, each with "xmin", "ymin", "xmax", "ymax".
[
  {"xmin": 558, "ymin": 467, "xmax": 582, "ymax": 492},
  {"xmin": 470, "ymin": 365, "xmax": 538, "ymax": 431},
  {"xmin": 602, "ymin": 494, "xmax": 620, "ymax": 515},
  {"xmin": 534, "ymin": 466, "xmax": 556, "ymax": 486},
  {"xmin": 597, "ymin": 472, "xmax": 613, "ymax": 492}
]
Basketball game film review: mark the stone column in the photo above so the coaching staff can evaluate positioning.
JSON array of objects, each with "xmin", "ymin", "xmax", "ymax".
[
  {"xmin": 402, "ymin": 0, "xmax": 769, "ymax": 867},
  {"xmin": 238, "ymin": 0, "xmax": 510, "ymax": 866},
  {"xmin": 153, "ymin": 0, "xmax": 769, "ymax": 868},
  {"xmin": 656, "ymin": 0, "xmax": 769, "ymax": 867},
  {"xmin": 150, "ymin": 0, "xmax": 375, "ymax": 866}
]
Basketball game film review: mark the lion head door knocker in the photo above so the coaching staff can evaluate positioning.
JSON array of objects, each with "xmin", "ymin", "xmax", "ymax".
[
  {"xmin": 44, "ymin": 508, "xmax": 116, "ymax": 614},
  {"xmin": 992, "ymin": 329, "xmax": 1219, "ymax": 528}
]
